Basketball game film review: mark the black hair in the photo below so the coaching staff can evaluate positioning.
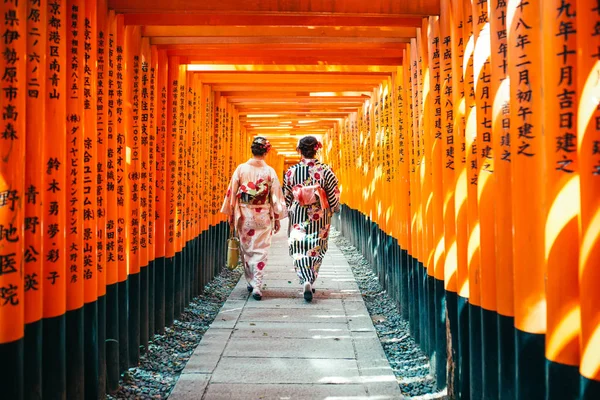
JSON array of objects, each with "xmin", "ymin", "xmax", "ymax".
[
  {"xmin": 297, "ymin": 136, "xmax": 319, "ymax": 159},
  {"xmin": 251, "ymin": 136, "xmax": 269, "ymax": 156}
]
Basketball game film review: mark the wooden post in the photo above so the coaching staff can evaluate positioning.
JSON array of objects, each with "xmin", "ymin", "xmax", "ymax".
[
  {"xmin": 542, "ymin": 0, "xmax": 581, "ymax": 397},
  {"xmin": 507, "ymin": 0, "xmax": 547, "ymax": 397},
  {"xmin": 490, "ymin": 0, "xmax": 516, "ymax": 397},
  {"xmin": 154, "ymin": 49, "xmax": 167, "ymax": 334},
  {"xmin": 0, "ymin": 1, "xmax": 26, "ymax": 398},
  {"xmin": 95, "ymin": 0, "xmax": 108, "ymax": 396},
  {"xmin": 24, "ymin": 0, "xmax": 45, "ymax": 398},
  {"xmin": 577, "ymin": 0, "xmax": 600, "ymax": 397},
  {"xmin": 83, "ymin": 0, "xmax": 100, "ymax": 397}
]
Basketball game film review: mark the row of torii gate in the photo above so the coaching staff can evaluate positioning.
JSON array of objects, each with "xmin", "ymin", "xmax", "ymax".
[{"xmin": 0, "ymin": 0, "xmax": 599, "ymax": 399}]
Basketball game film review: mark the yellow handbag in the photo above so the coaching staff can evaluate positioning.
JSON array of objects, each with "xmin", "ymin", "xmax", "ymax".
[{"xmin": 226, "ymin": 230, "xmax": 240, "ymax": 270}]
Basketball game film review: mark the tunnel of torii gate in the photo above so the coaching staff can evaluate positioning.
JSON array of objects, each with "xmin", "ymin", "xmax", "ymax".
[{"xmin": 0, "ymin": 0, "xmax": 599, "ymax": 399}]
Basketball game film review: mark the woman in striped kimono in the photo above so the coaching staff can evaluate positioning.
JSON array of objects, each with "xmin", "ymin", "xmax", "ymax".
[
  {"xmin": 283, "ymin": 136, "xmax": 340, "ymax": 302},
  {"xmin": 221, "ymin": 137, "xmax": 287, "ymax": 300}
]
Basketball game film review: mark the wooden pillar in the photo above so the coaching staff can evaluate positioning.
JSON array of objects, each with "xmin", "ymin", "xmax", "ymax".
[
  {"xmin": 24, "ymin": 0, "xmax": 45, "ymax": 398},
  {"xmin": 115, "ymin": 14, "xmax": 130, "ymax": 374},
  {"xmin": 104, "ymin": 10, "xmax": 119, "ymax": 392},
  {"xmin": 147, "ymin": 45, "xmax": 157, "ymax": 336},
  {"xmin": 0, "ymin": 0, "xmax": 26, "ymax": 398},
  {"xmin": 542, "ymin": 0, "xmax": 581, "ymax": 397},
  {"xmin": 65, "ymin": 0, "xmax": 85, "ymax": 396},
  {"xmin": 489, "ymin": 0, "xmax": 516, "ymax": 397},
  {"xmin": 95, "ymin": 0, "xmax": 108, "ymax": 396},
  {"xmin": 82, "ymin": 0, "xmax": 100, "ymax": 397},
  {"xmin": 139, "ymin": 38, "xmax": 151, "ymax": 350},
  {"xmin": 43, "ymin": 0, "xmax": 68, "ymax": 397},
  {"xmin": 440, "ymin": 0, "xmax": 460, "ymax": 394},
  {"xmin": 154, "ymin": 49, "xmax": 167, "ymax": 334},
  {"xmin": 577, "ymin": 0, "xmax": 600, "ymax": 397},
  {"xmin": 451, "ymin": 0, "xmax": 470, "ymax": 395},
  {"xmin": 125, "ymin": 25, "xmax": 141, "ymax": 367},
  {"xmin": 507, "ymin": 0, "xmax": 546, "ymax": 397}
]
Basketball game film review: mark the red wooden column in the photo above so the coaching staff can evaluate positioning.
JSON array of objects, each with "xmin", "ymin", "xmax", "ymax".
[
  {"xmin": 43, "ymin": 0, "xmax": 68, "ymax": 397},
  {"xmin": 24, "ymin": 0, "xmax": 46, "ymax": 397},
  {"xmin": 139, "ymin": 37, "xmax": 151, "ymax": 350},
  {"xmin": 542, "ymin": 0, "xmax": 581, "ymax": 397},
  {"xmin": 440, "ymin": 0, "xmax": 460, "ymax": 394},
  {"xmin": 65, "ymin": 0, "xmax": 86, "ymax": 396},
  {"xmin": 82, "ymin": 0, "xmax": 100, "ymax": 397},
  {"xmin": 154, "ymin": 48, "xmax": 167, "ymax": 334},
  {"xmin": 95, "ymin": 0, "xmax": 108, "ymax": 395},
  {"xmin": 104, "ymin": 9, "xmax": 120, "ymax": 392},
  {"xmin": 507, "ymin": 0, "xmax": 547, "ymax": 397},
  {"xmin": 0, "ymin": 0, "xmax": 26, "ymax": 398},
  {"xmin": 115, "ymin": 14, "xmax": 129, "ymax": 373},
  {"xmin": 577, "ymin": 0, "xmax": 600, "ymax": 397},
  {"xmin": 490, "ymin": 0, "xmax": 516, "ymax": 397},
  {"xmin": 451, "ymin": 0, "xmax": 470, "ymax": 396}
]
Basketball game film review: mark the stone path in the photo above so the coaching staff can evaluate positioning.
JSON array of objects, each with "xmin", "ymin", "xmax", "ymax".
[{"xmin": 170, "ymin": 220, "xmax": 404, "ymax": 399}]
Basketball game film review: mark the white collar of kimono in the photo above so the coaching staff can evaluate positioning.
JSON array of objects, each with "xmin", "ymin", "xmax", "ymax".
[
  {"xmin": 300, "ymin": 158, "xmax": 317, "ymax": 164},
  {"xmin": 247, "ymin": 158, "xmax": 267, "ymax": 167}
]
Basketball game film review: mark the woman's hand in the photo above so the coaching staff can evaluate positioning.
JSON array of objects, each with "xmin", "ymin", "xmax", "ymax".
[{"xmin": 273, "ymin": 220, "xmax": 281, "ymax": 234}]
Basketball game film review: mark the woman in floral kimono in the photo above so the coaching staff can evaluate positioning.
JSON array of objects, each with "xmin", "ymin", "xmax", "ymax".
[
  {"xmin": 221, "ymin": 137, "xmax": 287, "ymax": 300},
  {"xmin": 283, "ymin": 136, "xmax": 340, "ymax": 302}
]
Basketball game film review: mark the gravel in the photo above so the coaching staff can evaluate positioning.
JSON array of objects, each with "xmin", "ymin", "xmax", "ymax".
[
  {"xmin": 331, "ymin": 229, "xmax": 447, "ymax": 400},
  {"xmin": 107, "ymin": 265, "xmax": 243, "ymax": 400},
  {"xmin": 107, "ymin": 229, "xmax": 446, "ymax": 399}
]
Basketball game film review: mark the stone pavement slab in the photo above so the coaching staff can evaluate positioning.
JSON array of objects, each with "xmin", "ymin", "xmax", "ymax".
[{"xmin": 170, "ymin": 219, "xmax": 403, "ymax": 399}]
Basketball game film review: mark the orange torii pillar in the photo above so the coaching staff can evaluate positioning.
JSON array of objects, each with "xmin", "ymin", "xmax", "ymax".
[
  {"xmin": 147, "ymin": 45, "xmax": 158, "ymax": 337},
  {"xmin": 440, "ymin": 0, "xmax": 461, "ymax": 392},
  {"xmin": 23, "ymin": 0, "xmax": 45, "ymax": 398},
  {"xmin": 125, "ymin": 24, "xmax": 142, "ymax": 367},
  {"xmin": 0, "ymin": 0, "xmax": 26, "ymax": 398},
  {"xmin": 577, "ymin": 0, "xmax": 600, "ymax": 397},
  {"xmin": 508, "ymin": 0, "xmax": 546, "ymax": 397},
  {"xmin": 154, "ymin": 48, "xmax": 167, "ymax": 336},
  {"xmin": 139, "ymin": 38, "xmax": 153, "ymax": 349},
  {"xmin": 451, "ymin": 0, "xmax": 471, "ymax": 396},
  {"xmin": 472, "ymin": 0, "xmax": 498, "ymax": 397},
  {"xmin": 461, "ymin": 0, "xmax": 485, "ymax": 396},
  {"xmin": 115, "ymin": 14, "xmax": 130, "ymax": 374},
  {"xmin": 174, "ymin": 63, "xmax": 187, "ymax": 319},
  {"xmin": 96, "ymin": 0, "xmax": 108, "ymax": 395},
  {"xmin": 543, "ymin": 0, "xmax": 581, "ymax": 398},
  {"xmin": 43, "ymin": 0, "xmax": 68, "ymax": 397},
  {"xmin": 105, "ymin": 9, "xmax": 121, "ymax": 392},
  {"xmin": 82, "ymin": 0, "xmax": 101, "ymax": 397},
  {"xmin": 165, "ymin": 55, "xmax": 179, "ymax": 326},
  {"xmin": 65, "ymin": 0, "xmax": 86, "ymax": 395},
  {"xmin": 490, "ymin": 0, "xmax": 516, "ymax": 397},
  {"xmin": 427, "ymin": 15, "xmax": 448, "ymax": 389}
]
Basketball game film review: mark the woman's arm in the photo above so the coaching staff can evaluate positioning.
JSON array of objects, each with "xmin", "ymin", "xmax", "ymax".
[
  {"xmin": 220, "ymin": 165, "xmax": 240, "ymax": 221},
  {"xmin": 282, "ymin": 168, "xmax": 294, "ymax": 208},
  {"xmin": 323, "ymin": 167, "xmax": 341, "ymax": 213},
  {"xmin": 269, "ymin": 170, "xmax": 288, "ymax": 221}
]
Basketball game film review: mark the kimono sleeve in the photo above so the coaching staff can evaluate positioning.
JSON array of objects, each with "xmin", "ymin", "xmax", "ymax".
[
  {"xmin": 283, "ymin": 167, "xmax": 294, "ymax": 208},
  {"xmin": 269, "ymin": 168, "xmax": 288, "ymax": 220},
  {"xmin": 221, "ymin": 165, "xmax": 240, "ymax": 216},
  {"xmin": 323, "ymin": 167, "xmax": 341, "ymax": 213}
]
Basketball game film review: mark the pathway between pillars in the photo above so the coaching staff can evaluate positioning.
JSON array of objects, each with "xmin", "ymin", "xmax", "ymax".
[{"xmin": 170, "ymin": 219, "xmax": 404, "ymax": 399}]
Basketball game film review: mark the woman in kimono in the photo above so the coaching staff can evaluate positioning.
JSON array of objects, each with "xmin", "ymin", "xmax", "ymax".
[
  {"xmin": 221, "ymin": 137, "xmax": 287, "ymax": 300},
  {"xmin": 283, "ymin": 136, "xmax": 340, "ymax": 302}
]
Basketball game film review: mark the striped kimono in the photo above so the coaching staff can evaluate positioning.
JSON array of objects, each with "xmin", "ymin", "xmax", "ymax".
[{"xmin": 283, "ymin": 159, "xmax": 340, "ymax": 285}]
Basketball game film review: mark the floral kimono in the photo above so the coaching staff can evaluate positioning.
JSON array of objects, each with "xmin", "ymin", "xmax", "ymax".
[
  {"xmin": 283, "ymin": 159, "xmax": 340, "ymax": 285},
  {"xmin": 221, "ymin": 158, "xmax": 287, "ymax": 290}
]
